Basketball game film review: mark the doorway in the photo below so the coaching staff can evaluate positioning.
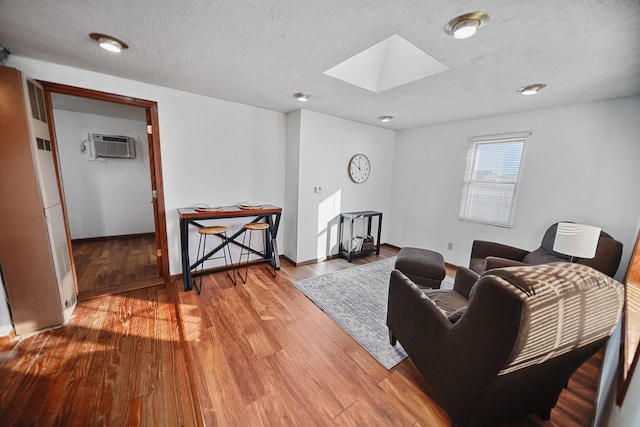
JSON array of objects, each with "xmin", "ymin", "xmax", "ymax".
[{"xmin": 40, "ymin": 82, "xmax": 168, "ymax": 300}]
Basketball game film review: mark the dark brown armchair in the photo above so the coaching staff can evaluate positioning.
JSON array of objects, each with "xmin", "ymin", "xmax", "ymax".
[
  {"xmin": 469, "ymin": 222, "xmax": 623, "ymax": 277},
  {"xmin": 387, "ymin": 262, "xmax": 624, "ymax": 427}
]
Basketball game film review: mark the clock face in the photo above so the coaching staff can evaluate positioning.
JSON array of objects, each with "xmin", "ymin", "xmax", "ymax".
[{"xmin": 348, "ymin": 154, "xmax": 371, "ymax": 183}]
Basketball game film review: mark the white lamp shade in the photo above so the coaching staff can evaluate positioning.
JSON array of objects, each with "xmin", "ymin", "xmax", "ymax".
[{"xmin": 553, "ymin": 223, "xmax": 601, "ymax": 259}]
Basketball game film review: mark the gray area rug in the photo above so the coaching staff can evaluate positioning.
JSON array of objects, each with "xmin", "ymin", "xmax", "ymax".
[{"xmin": 293, "ymin": 256, "xmax": 454, "ymax": 369}]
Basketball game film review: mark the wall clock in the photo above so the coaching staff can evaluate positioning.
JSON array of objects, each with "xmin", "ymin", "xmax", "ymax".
[{"xmin": 348, "ymin": 153, "xmax": 370, "ymax": 183}]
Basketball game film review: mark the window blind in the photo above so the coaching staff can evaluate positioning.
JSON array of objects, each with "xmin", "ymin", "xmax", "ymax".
[{"xmin": 458, "ymin": 132, "xmax": 529, "ymax": 227}]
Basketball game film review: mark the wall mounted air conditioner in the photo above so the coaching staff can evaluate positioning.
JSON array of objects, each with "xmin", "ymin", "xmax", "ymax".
[{"xmin": 89, "ymin": 134, "xmax": 136, "ymax": 159}]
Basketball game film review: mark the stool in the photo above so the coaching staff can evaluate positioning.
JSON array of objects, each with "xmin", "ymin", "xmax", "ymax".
[
  {"xmin": 238, "ymin": 222, "xmax": 276, "ymax": 283},
  {"xmin": 194, "ymin": 225, "xmax": 236, "ymax": 294},
  {"xmin": 395, "ymin": 247, "xmax": 446, "ymax": 289}
]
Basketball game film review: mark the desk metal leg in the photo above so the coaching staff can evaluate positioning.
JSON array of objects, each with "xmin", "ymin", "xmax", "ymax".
[
  {"xmin": 267, "ymin": 214, "xmax": 281, "ymax": 270},
  {"xmin": 180, "ymin": 218, "xmax": 192, "ymax": 291},
  {"xmin": 348, "ymin": 217, "xmax": 355, "ymax": 262},
  {"xmin": 338, "ymin": 217, "xmax": 344, "ymax": 259},
  {"xmin": 376, "ymin": 213, "xmax": 382, "ymax": 255}
]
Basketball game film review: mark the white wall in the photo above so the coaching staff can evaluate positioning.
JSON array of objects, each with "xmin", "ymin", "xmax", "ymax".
[
  {"xmin": 388, "ymin": 96, "xmax": 640, "ymax": 282},
  {"xmin": 7, "ymin": 56, "xmax": 286, "ymax": 276},
  {"xmin": 53, "ymin": 109, "xmax": 153, "ymax": 239},
  {"xmin": 289, "ymin": 109, "xmax": 395, "ymax": 263},
  {"xmin": 284, "ymin": 110, "xmax": 301, "ymax": 261}
]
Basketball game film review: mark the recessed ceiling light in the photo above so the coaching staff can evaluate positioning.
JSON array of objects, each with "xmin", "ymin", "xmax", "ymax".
[
  {"xmin": 89, "ymin": 33, "xmax": 129, "ymax": 53},
  {"xmin": 378, "ymin": 116, "xmax": 394, "ymax": 123},
  {"xmin": 444, "ymin": 12, "xmax": 490, "ymax": 39},
  {"xmin": 293, "ymin": 92, "xmax": 310, "ymax": 102},
  {"xmin": 517, "ymin": 83, "xmax": 547, "ymax": 95}
]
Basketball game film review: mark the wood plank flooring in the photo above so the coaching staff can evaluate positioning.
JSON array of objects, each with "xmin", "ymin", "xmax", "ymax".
[
  {"xmin": 72, "ymin": 234, "xmax": 160, "ymax": 298},
  {"xmin": 0, "ymin": 246, "xmax": 601, "ymax": 426},
  {"xmin": 0, "ymin": 286, "xmax": 197, "ymax": 426},
  {"xmin": 176, "ymin": 246, "xmax": 602, "ymax": 427}
]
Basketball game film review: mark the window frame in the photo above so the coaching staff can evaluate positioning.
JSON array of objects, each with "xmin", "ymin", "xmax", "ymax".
[{"xmin": 458, "ymin": 131, "xmax": 530, "ymax": 228}]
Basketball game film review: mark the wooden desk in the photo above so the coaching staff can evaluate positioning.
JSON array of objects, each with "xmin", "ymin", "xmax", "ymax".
[{"xmin": 179, "ymin": 205, "xmax": 282, "ymax": 291}]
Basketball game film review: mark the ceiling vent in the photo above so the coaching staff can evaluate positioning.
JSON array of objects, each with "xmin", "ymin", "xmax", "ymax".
[{"xmin": 89, "ymin": 134, "xmax": 136, "ymax": 159}]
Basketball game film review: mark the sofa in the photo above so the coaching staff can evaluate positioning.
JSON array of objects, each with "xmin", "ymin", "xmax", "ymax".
[
  {"xmin": 469, "ymin": 222, "xmax": 623, "ymax": 277},
  {"xmin": 386, "ymin": 262, "xmax": 624, "ymax": 426}
]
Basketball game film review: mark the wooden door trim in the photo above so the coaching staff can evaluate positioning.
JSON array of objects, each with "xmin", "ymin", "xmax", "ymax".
[{"xmin": 39, "ymin": 81, "xmax": 170, "ymax": 285}]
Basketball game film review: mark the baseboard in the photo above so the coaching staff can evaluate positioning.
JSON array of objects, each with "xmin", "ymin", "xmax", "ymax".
[
  {"xmin": 283, "ymin": 256, "xmax": 315, "ymax": 267},
  {"xmin": 77, "ymin": 276, "xmax": 165, "ymax": 301},
  {"xmin": 281, "ymin": 255, "xmax": 306, "ymax": 266},
  {"xmin": 71, "ymin": 232, "xmax": 155, "ymax": 243},
  {"xmin": 211, "ymin": 245, "xmax": 459, "ymax": 271},
  {"xmin": 382, "ymin": 243, "xmax": 401, "ymax": 250},
  {"xmin": 0, "ymin": 326, "xmax": 16, "ymax": 343},
  {"xmin": 285, "ymin": 243, "xmax": 409, "ymax": 267}
]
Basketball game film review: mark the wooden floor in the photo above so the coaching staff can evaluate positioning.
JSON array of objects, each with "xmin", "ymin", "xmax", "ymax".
[
  {"xmin": 0, "ymin": 285, "xmax": 197, "ymax": 426},
  {"xmin": 0, "ymin": 246, "xmax": 601, "ymax": 426},
  {"xmin": 72, "ymin": 234, "xmax": 161, "ymax": 298}
]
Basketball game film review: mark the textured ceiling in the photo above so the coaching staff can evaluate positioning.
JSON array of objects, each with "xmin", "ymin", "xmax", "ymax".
[{"xmin": 1, "ymin": 0, "xmax": 639, "ymax": 130}]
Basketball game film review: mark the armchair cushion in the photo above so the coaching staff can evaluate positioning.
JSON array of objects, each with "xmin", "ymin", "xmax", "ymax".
[
  {"xmin": 423, "ymin": 289, "xmax": 468, "ymax": 317},
  {"xmin": 447, "ymin": 307, "xmax": 466, "ymax": 323},
  {"xmin": 522, "ymin": 223, "xmax": 570, "ymax": 265},
  {"xmin": 484, "ymin": 256, "xmax": 528, "ymax": 271}
]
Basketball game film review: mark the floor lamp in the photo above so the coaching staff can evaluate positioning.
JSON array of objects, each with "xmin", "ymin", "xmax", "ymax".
[{"xmin": 552, "ymin": 222, "xmax": 602, "ymax": 262}]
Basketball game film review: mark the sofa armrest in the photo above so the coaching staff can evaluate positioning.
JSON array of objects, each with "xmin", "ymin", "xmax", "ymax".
[
  {"xmin": 484, "ymin": 256, "xmax": 528, "ymax": 271},
  {"xmin": 453, "ymin": 266, "xmax": 480, "ymax": 299},
  {"xmin": 470, "ymin": 240, "xmax": 530, "ymax": 262},
  {"xmin": 579, "ymin": 235, "xmax": 623, "ymax": 278}
]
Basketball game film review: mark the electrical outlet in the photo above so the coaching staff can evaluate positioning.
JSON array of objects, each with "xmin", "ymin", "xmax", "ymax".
[{"xmin": 447, "ymin": 242, "xmax": 453, "ymax": 250}]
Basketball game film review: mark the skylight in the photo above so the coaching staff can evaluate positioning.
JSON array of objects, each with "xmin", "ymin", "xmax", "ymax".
[{"xmin": 324, "ymin": 34, "xmax": 449, "ymax": 93}]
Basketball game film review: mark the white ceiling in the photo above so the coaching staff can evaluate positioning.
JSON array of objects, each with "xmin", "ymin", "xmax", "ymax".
[{"xmin": 1, "ymin": 0, "xmax": 639, "ymax": 130}]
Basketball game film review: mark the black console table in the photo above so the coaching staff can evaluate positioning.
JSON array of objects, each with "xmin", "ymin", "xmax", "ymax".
[{"xmin": 338, "ymin": 210, "xmax": 382, "ymax": 262}]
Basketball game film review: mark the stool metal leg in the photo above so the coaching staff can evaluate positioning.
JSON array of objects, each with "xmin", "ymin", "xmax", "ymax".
[
  {"xmin": 195, "ymin": 228, "xmax": 237, "ymax": 293},
  {"xmin": 238, "ymin": 228, "xmax": 253, "ymax": 284},
  {"xmin": 194, "ymin": 233, "xmax": 206, "ymax": 294},
  {"xmin": 238, "ymin": 226, "xmax": 277, "ymax": 284},
  {"xmin": 222, "ymin": 231, "xmax": 237, "ymax": 286}
]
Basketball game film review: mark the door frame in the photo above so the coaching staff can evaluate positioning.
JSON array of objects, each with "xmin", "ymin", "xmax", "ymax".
[{"xmin": 40, "ymin": 82, "xmax": 169, "ymax": 290}]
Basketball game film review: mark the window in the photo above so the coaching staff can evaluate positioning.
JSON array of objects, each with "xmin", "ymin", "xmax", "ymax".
[{"xmin": 458, "ymin": 132, "xmax": 529, "ymax": 227}]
